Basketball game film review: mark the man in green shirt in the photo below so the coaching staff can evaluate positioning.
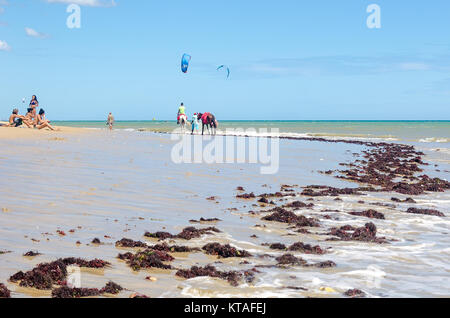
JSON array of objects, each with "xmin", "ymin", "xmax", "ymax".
[{"xmin": 177, "ymin": 103, "xmax": 186, "ymax": 124}]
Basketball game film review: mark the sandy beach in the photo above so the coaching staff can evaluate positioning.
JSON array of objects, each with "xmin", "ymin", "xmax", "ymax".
[{"xmin": 0, "ymin": 126, "xmax": 448, "ymax": 298}]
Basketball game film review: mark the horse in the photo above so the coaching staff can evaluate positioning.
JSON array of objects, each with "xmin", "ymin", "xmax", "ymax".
[
  {"xmin": 199, "ymin": 113, "xmax": 218, "ymax": 135},
  {"xmin": 178, "ymin": 114, "xmax": 188, "ymax": 133}
]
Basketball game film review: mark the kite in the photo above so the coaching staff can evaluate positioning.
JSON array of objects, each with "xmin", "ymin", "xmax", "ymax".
[
  {"xmin": 181, "ymin": 54, "xmax": 191, "ymax": 73},
  {"xmin": 217, "ymin": 65, "xmax": 230, "ymax": 78}
]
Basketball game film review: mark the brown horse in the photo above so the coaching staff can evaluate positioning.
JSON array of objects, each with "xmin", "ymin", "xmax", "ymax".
[{"xmin": 199, "ymin": 113, "xmax": 218, "ymax": 135}]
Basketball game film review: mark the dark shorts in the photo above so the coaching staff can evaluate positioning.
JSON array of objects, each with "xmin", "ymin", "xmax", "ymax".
[{"xmin": 14, "ymin": 118, "xmax": 23, "ymax": 127}]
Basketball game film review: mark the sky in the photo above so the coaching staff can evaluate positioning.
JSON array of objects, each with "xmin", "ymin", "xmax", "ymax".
[{"xmin": 0, "ymin": 0, "xmax": 450, "ymax": 121}]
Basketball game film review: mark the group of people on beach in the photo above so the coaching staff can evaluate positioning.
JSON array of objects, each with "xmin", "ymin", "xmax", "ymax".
[
  {"xmin": 177, "ymin": 103, "xmax": 218, "ymax": 135},
  {"xmin": 3, "ymin": 95, "xmax": 55, "ymax": 130}
]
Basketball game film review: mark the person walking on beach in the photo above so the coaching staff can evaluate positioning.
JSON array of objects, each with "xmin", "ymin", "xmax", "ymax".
[{"xmin": 107, "ymin": 113, "xmax": 115, "ymax": 130}]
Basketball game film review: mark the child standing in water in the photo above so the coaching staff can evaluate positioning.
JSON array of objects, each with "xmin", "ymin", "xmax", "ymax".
[{"xmin": 191, "ymin": 113, "xmax": 199, "ymax": 134}]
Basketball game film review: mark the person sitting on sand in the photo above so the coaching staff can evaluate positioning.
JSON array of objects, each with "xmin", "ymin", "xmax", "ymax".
[
  {"xmin": 6, "ymin": 109, "xmax": 25, "ymax": 127},
  {"xmin": 36, "ymin": 109, "xmax": 55, "ymax": 130},
  {"xmin": 22, "ymin": 108, "xmax": 35, "ymax": 128}
]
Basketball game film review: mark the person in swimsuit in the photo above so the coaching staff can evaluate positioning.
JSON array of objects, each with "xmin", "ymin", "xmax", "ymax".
[
  {"xmin": 36, "ymin": 109, "xmax": 55, "ymax": 130},
  {"xmin": 7, "ymin": 109, "xmax": 24, "ymax": 127},
  {"xmin": 29, "ymin": 95, "xmax": 39, "ymax": 124}
]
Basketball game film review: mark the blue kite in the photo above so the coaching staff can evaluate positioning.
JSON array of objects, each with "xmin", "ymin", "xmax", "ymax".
[{"xmin": 181, "ymin": 54, "xmax": 191, "ymax": 73}]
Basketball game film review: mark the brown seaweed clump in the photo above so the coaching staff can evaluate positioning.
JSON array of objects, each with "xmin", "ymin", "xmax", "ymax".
[
  {"xmin": 262, "ymin": 208, "xmax": 319, "ymax": 227},
  {"xmin": 237, "ymin": 192, "xmax": 256, "ymax": 199},
  {"xmin": 202, "ymin": 243, "xmax": 252, "ymax": 258},
  {"xmin": 175, "ymin": 265, "xmax": 248, "ymax": 287},
  {"xmin": 328, "ymin": 222, "xmax": 387, "ymax": 244},
  {"xmin": 283, "ymin": 201, "xmax": 314, "ymax": 209},
  {"xmin": 301, "ymin": 186, "xmax": 364, "ymax": 197},
  {"xmin": 148, "ymin": 243, "xmax": 200, "ymax": 253},
  {"xmin": 100, "ymin": 281, "xmax": 123, "ymax": 294},
  {"xmin": 189, "ymin": 218, "xmax": 221, "ymax": 223},
  {"xmin": 344, "ymin": 289, "xmax": 366, "ymax": 298},
  {"xmin": 275, "ymin": 254, "xmax": 308, "ymax": 266},
  {"xmin": 406, "ymin": 208, "xmax": 445, "ymax": 217},
  {"xmin": 391, "ymin": 197, "xmax": 416, "ymax": 203},
  {"xmin": 52, "ymin": 286, "xmax": 101, "ymax": 298},
  {"xmin": 348, "ymin": 210, "xmax": 385, "ymax": 220},
  {"xmin": 288, "ymin": 242, "xmax": 326, "ymax": 255},
  {"xmin": 275, "ymin": 254, "xmax": 336, "ymax": 268},
  {"xmin": 118, "ymin": 249, "xmax": 174, "ymax": 271},
  {"xmin": 0, "ymin": 283, "xmax": 11, "ymax": 298},
  {"xmin": 115, "ymin": 238, "xmax": 148, "ymax": 248},
  {"xmin": 51, "ymin": 282, "xmax": 123, "ymax": 298},
  {"xmin": 144, "ymin": 227, "xmax": 221, "ymax": 241},
  {"xmin": 9, "ymin": 258, "xmax": 110, "ymax": 290},
  {"xmin": 23, "ymin": 251, "xmax": 42, "ymax": 257}
]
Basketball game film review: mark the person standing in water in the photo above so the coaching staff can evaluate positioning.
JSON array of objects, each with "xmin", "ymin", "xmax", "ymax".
[
  {"xmin": 107, "ymin": 113, "xmax": 115, "ymax": 130},
  {"xmin": 191, "ymin": 112, "xmax": 200, "ymax": 134},
  {"xmin": 177, "ymin": 103, "xmax": 186, "ymax": 124}
]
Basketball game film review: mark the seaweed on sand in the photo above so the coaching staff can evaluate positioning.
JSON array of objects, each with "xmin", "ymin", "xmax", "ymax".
[
  {"xmin": 275, "ymin": 254, "xmax": 336, "ymax": 268},
  {"xmin": 100, "ymin": 281, "xmax": 123, "ymax": 294},
  {"xmin": 144, "ymin": 227, "xmax": 221, "ymax": 241},
  {"xmin": 52, "ymin": 282, "xmax": 123, "ymax": 298},
  {"xmin": 391, "ymin": 197, "xmax": 416, "ymax": 203},
  {"xmin": 189, "ymin": 218, "xmax": 221, "ymax": 223},
  {"xmin": 288, "ymin": 242, "xmax": 326, "ymax": 255},
  {"xmin": 0, "ymin": 283, "xmax": 11, "ymax": 298},
  {"xmin": 348, "ymin": 210, "xmax": 385, "ymax": 220},
  {"xmin": 282, "ymin": 201, "xmax": 314, "ymax": 209},
  {"xmin": 405, "ymin": 208, "xmax": 445, "ymax": 217},
  {"xmin": 344, "ymin": 289, "xmax": 366, "ymax": 298},
  {"xmin": 262, "ymin": 208, "xmax": 320, "ymax": 227},
  {"xmin": 237, "ymin": 192, "xmax": 256, "ymax": 199},
  {"xmin": 202, "ymin": 243, "xmax": 252, "ymax": 258},
  {"xmin": 328, "ymin": 222, "xmax": 387, "ymax": 244},
  {"xmin": 275, "ymin": 254, "xmax": 308, "ymax": 266},
  {"xmin": 23, "ymin": 251, "xmax": 42, "ymax": 257},
  {"xmin": 175, "ymin": 265, "xmax": 251, "ymax": 287},
  {"xmin": 115, "ymin": 238, "xmax": 148, "ymax": 248},
  {"xmin": 9, "ymin": 258, "xmax": 110, "ymax": 290},
  {"xmin": 148, "ymin": 243, "xmax": 201, "ymax": 253},
  {"xmin": 52, "ymin": 286, "xmax": 101, "ymax": 298},
  {"xmin": 118, "ymin": 249, "xmax": 174, "ymax": 271}
]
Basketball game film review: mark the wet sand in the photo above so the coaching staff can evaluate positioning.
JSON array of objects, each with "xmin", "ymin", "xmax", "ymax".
[{"xmin": 0, "ymin": 128, "xmax": 449, "ymax": 298}]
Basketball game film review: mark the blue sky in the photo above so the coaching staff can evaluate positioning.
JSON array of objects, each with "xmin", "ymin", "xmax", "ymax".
[{"xmin": 1, "ymin": 0, "xmax": 449, "ymax": 120}]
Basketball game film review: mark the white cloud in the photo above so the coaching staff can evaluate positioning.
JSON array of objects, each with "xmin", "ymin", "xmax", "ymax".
[
  {"xmin": 0, "ymin": 40, "xmax": 11, "ymax": 51},
  {"xmin": 25, "ymin": 27, "xmax": 49, "ymax": 39},
  {"xmin": 45, "ymin": 0, "xmax": 116, "ymax": 7}
]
